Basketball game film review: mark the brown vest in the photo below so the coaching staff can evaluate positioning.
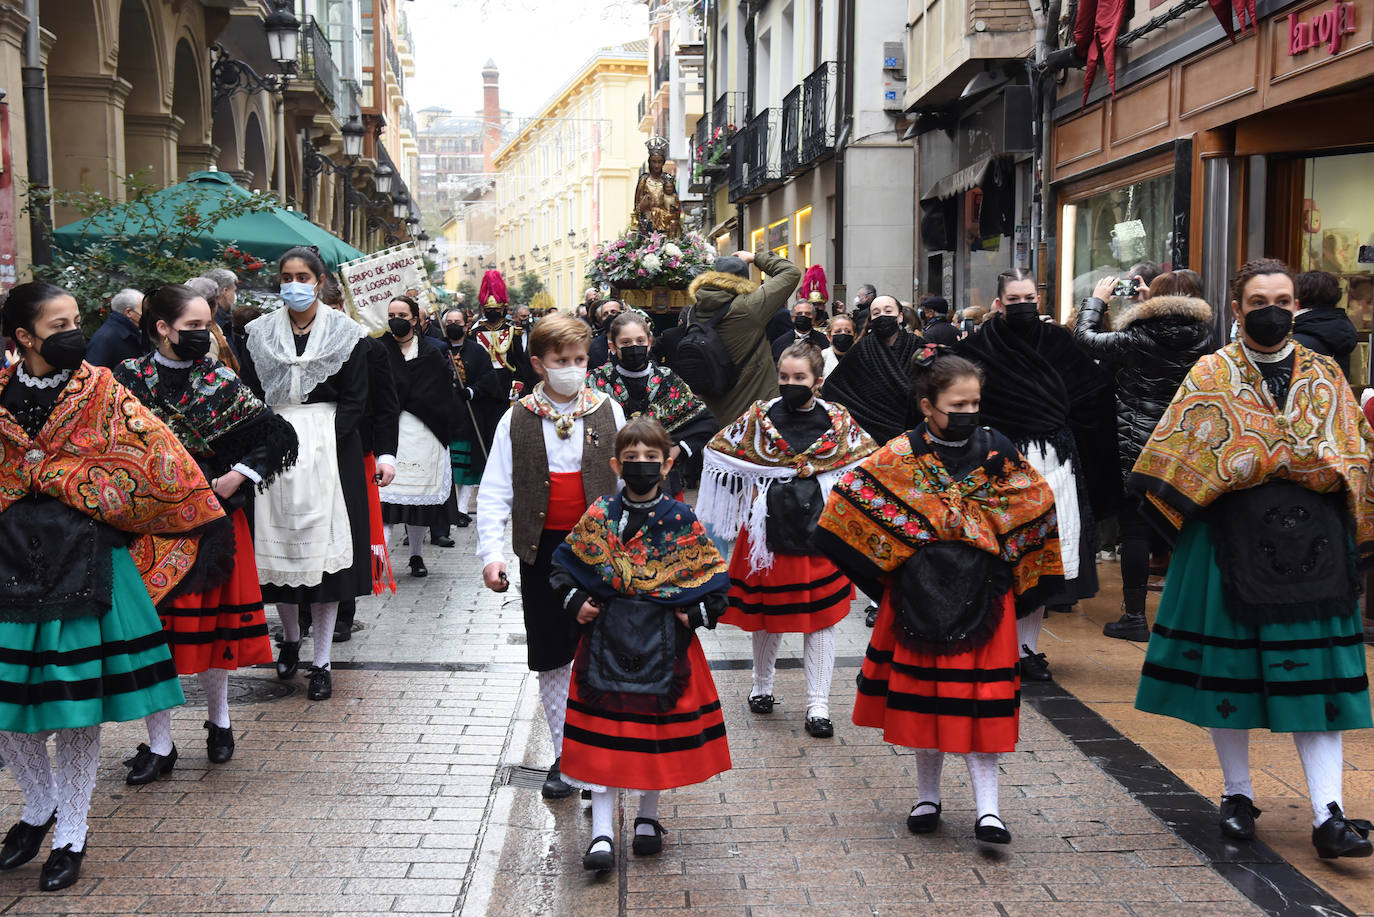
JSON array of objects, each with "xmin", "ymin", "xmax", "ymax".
[{"xmin": 509, "ymin": 397, "xmax": 619, "ymax": 565}]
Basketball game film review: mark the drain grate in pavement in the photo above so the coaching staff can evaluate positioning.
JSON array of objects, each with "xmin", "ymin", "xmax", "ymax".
[
  {"xmin": 181, "ymin": 674, "xmax": 298, "ymax": 706},
  {"xmin": 502, "ymin": 765, "xmax": 548, "ymax": 789}
]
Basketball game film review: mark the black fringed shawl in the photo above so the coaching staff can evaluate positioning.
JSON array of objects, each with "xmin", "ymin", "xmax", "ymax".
[{"xmin": 820, "ymin": 329, "xmax": 921, "ymax": 446}]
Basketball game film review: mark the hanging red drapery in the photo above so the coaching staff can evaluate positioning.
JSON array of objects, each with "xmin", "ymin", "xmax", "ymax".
[{"xmin": 1074, "ymin": 0, "xmax": 1130, "ymax": 105}]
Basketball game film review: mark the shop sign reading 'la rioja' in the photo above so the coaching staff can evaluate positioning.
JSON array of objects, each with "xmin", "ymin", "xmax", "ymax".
[{"xmin": 1288, "ymin": 0, "xmax": 1358, "ymax": 56}]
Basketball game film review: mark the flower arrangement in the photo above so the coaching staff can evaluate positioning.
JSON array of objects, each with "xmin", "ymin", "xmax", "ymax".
[
  {"xmin": 586, "ymin": 229, "xmax": 716, "ymax": 290},
  {"xmin": 692, "ymin": 124, "xmax": 738, "ymax": 184}
]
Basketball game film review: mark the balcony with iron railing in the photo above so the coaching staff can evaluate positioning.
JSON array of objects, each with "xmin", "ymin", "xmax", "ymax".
[
  {"xmin": 654, "ymin": 55, "xmax": 671, "ymax": 91},
  {"xmin": 297, "ymin": 17, "xmax": 341, "ymax": 113},
  {"xmin": 728, "ymin": 119, "xmax": 749, "ymax": 200},
  {"xmin": 730, "ymin": 108, "xmax": 782, "ymax": 201},
  {"xmin": 386, "ymin": 33, "xmax": 404, "ymax": 94},
  {"xmin": 711, "ymin": 91, "xmax": 745, "ymax": 135},
  {"xmin": 780, "ymin": 85, "xmax": 801, "ymax": 175},
  {"xmin": 800, "ymin": 61, "xmax": 839, "ymax": 166}
]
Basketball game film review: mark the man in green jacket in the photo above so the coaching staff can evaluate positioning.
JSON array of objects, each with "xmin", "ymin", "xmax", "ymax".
[{"xmin": 685, "ymin": 250, "xmax": 802, "ymax": 426}]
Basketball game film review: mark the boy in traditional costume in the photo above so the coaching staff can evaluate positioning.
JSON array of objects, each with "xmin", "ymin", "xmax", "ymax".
[
  {"xmin": 551, "ymin": 416, "xmax": 731, "ymax": 872},
  {"xmin": 816, "ymin": 345, "xmax": 1063, "ymax": 844},
  {"xmin": 1131, "ymin": 259, "xmax": 1374, "ymax": 859}
]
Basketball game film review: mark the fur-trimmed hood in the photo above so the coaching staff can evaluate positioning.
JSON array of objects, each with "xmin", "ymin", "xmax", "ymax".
[
  {"xmin": 688, "ymin": 270, "xmax": 760, "ymax": 306},
  {"xmin": 1115, "ymin": 295, "xmax": 1212, "ymax": 330}
]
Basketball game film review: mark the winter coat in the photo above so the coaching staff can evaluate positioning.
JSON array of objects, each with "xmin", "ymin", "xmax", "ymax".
[
  {"xmin": 1293, "ymin": 308, "xmax": 1357, "ymax": 380},
  {"xmin": 1074, "ymin": 294, "xmax": 1213, "ymax": 478},
  {"xmin": 685, "ymin": 251, "xmax": 801, "ymax": 425}
]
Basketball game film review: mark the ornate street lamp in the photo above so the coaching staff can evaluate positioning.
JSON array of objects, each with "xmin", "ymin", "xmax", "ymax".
[
  {"xmin": 391, "ymin": 191, "xmax": 409, "ymax": 220},
  {"xmin": 374, "ymin": 163, "xmax": 395, "ymax": 195},
  {"xmin": 263, "ymin": 0, "xmax": 301, "ymax": 71},
  {"xmin": 341, "ymin": 116, "xmax": 365, "ymax": 160}
]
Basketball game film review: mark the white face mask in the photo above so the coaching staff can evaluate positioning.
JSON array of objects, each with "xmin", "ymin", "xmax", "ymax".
[{"xmin": 544, "ymin": 365, "xmax": 586, "ymax": 397}]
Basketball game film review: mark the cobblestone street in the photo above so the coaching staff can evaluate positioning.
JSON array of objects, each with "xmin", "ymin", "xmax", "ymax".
[{"xmin": 0, "ymin": 526, "xmax": 1367, "ymax": 916}]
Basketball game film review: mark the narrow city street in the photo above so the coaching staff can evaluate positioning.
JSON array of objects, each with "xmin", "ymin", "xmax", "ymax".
[{"xmin": 0, "ymin": 526, "xmax": 1365, "ymax": 916}]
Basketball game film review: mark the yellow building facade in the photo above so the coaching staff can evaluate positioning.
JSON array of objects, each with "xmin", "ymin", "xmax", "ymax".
[{"xmin": 491, "ymin": 40, "xmax": 647, "ymax": 309}]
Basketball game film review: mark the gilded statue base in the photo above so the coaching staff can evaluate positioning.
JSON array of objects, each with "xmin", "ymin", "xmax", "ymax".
[{"xmin": 615, "ymin": 286, "xmax": 693, "ymax": 314}]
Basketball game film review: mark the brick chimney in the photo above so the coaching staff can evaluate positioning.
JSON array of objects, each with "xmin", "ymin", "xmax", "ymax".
[{"xmin": 482, "ymin": 59, "xmax": 501, "ymax": 172}]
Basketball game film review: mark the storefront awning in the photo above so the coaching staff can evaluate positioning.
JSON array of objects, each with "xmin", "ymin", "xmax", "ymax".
[
  {"xmin": 706, "ymin": 214, "xmax": 738, "ymax": 242},
  {"xmin": 927, "ymin": 156, "xmax": 999, "ymax": 201}
]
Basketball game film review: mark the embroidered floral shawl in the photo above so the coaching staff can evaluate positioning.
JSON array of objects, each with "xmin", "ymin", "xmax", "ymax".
[
  {"xmin": 1129, "ymin": 343, "xmax": 1374, "ymax": 556},
  {"xmin": 0, "ymin": 364, "xmax": 227, "ymax": 603},
  {"xmin": 816, "ymin": 426, "xmax": 1064, "ymax": 613},
  {"xmin": 519, "ymin": 383, "xmax": 603, "ymax": 438},
  {"xmin": 588, "ymin": 363, "xmax": 712, "ymax": 435}
]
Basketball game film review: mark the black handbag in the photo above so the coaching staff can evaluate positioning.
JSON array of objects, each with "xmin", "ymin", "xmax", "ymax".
[
  {"xmin": 893, "ymin": 542, "xmax": 1012, "ymax": 656},
  {"xmin": 765, "ymin": 476, "xmax": 824, "ymax": 555},
  {"xmin": 585, "ymin": 597, "xmax": 676, "ymax": 697}
]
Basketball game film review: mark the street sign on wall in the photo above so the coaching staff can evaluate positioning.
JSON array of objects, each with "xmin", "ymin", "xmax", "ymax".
[{"xmin": 338, "ymin": 243, "xmax": 432, "ymax": 334}]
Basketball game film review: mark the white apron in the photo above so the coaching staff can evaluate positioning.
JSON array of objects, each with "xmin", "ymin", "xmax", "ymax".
[
  {"xmin": 254, "ymin": 403, "xmax": 352, "ymax": 587},
  {"xmin": 379, "ymin": 411, "xmax": 452, "ymax": 506},
  {"xmin": 1023, "ymin": 441, "xmax": 1081, "ymax": 581}
]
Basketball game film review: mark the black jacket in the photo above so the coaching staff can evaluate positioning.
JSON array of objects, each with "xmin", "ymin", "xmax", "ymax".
[
  {"xmin": 1293, "ymin": 308, "xmax": 1357, "ymax": 380},
  {"xmin": 771, "ymin": 328, "xmax": 830, "ymax": 362},
  {"xmin": 358, "ymin": 336, "xmax": 400, "ymax": 459},
  {"xmin": 381, "ymin": 334, "xmax": 458, "ymax": 444},
  {"xmin": 1074, "ymin": 294, "xmax": 1213, "ymax": 477},
  {"xmin": 589, "ymin": 331, "xmax": 613, "ymax": 368},
  {"xmin": 86, "ymin": 312, "xmax": 142, "ymax": 368}
]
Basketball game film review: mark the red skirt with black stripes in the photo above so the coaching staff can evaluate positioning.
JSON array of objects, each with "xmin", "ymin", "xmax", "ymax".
[
  {"xmin": 560, "ymin": 635, "xmax": 732, "ymax": 792},
  {"xmin": 719, "ymin": 528, "xmax": 854, "ymax": 634},
  {"xmin": 159, "ymin": 508, "xmax": 274, "ymax": 675},
  {"xmin": 853, "ymin": 589, "xmax": 1020, "ymax": 754}
]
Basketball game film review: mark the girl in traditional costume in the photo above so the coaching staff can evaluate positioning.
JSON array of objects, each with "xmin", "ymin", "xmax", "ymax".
[
  {"xmin": 1131, "ymin": 259, "xmax": 1374, "ymax": 859},
  {"xmin": 588, "ymin": 310, "xmax": 716, "ymax": 499},
  {"xmin": 113, "ymin": 285, "xmax": 297, "ymax": 781},
  {"xmin": 379, "ymin": 295, "xmax": 458, "ymax": 579},
  {"xmin": 0, "ymin": 282, "xmax": 227, "ymax": 890},
  {"xmin": 478, "ymin": 314, "xmax": 626, "ymax": 800},
  {"xmin": 816, "ymin": 346, "xmax": 1063, "ymax": 844},
  {"xmin": 239, "ymin": 247, "xmax": 370, "ymax": 702},
  {"xmin": 440, "ymin": 307, "xmax": 491, "ymax": 527},
  {"xmin": 699, "ymin": 342, "xmax": 878, "ymax": 738},
  {"xmin": 551, "ymin": 416, "xmax": 731, "ymax": 872}
]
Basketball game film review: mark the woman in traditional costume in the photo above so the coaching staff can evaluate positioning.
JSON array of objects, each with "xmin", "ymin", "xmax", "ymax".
[
  {"xmin": 441, "ymin": 307, "xmax": 491, "ymax": 526},
  {"xmin": 379, "ymin": 295, "xmax": 457, "ymax": 578},
  {"xmin": 816, "ymin": 346, "xmax": 1063, "ymax": 844},
  {"xmin": 0, "ymin": 282, "xmax": 226, "ymax": 890},
  {"xmin": 588, "ymin": 310, "xmax": 716, "ymax": 499},
  {"xmin": 1131, "ymin": 258, "xmax": 1374, "ymax": 859},
  {"xmin": 698, "ymin": 342, "xmax": 878, "ymax": 738},
  {"xmin": 238, "ymin": 247, "xmax": 370, "ymax": 702},
  {"xmin": 113, "ymin": 285, "xmax": 297, "ymax": 781},
  {"xmin": 551, "ymin": 416, "xmax": 731, "ymax": 872}
]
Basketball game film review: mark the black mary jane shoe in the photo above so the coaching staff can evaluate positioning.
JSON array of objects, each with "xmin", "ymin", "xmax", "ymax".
[
  {"xmin": 204, "ymin": 721, "xmax": 235, "ymax": 765},
  {"xmin": 747, "ymin": 694, "xmax": 775, "ymax": 715},
  {"xmin": 123, "ymin": 743, "xmax": 177, "ymax": 786},
  {"xmin": 38, "ymin": 844, "xmax": 84, "ymax": 892},
  {"xmin": 974, "ymin": 813, "xmax": 1012, "ymax": 845},
  {"xmin": 409, "ymin": 556, "xmax": 428, "ymax": 578},
  {"xmin": 1312, "ymin": 802, "xmax": 1374, "ymax": 859},
  {"xmin": 1019, "ymin": 646, "xmax": 1052, "ymax": 682},
  {"xmin": 541, "ymin": 757, "xmax": 573, "ymax": 800},
  {"xmin": 804, "ymin": 716, "xmax": 834, "ymax": 738},
  {"xmin": 0, "ymin": 812, "xmax": 55, "ymax": 870},
  {"xmin": 305, "ymin": 665, "xmax": 333, "ymax": 701},
  {"xmin": 864, "ymin": 603, "xmax": 880, "ymax": 628},
  {"xmin": 632, "ymin": 817, "xmax": 665, "ymax": 856},
  {"xmin": 906, "ymin": 802, "xmax": 942, "ymax": 835},
  {"xmin": 432, "ymin": 535, "xmax": 456, "ymax": 548},
  {"xmin": 276, "ymin": 640, "xmax": 301, "ymax": 680},
  {"xmin": 455, "ymin": 512, "xmax": 472, "ymax": 528},
  {"xmin": 582, "ymin": 836, "xmax": 615, "ymax": 872},
  {"xmin": 1218, "ymin": 793, "xmax": 1260, "ymax": 841}
]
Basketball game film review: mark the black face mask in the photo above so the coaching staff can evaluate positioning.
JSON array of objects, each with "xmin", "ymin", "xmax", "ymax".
[
  {"xmin": 617, "ymin": 344, "xmax": 650, "ymax": 372},
  {"xmin": 1243, "ymin": 305, "xmax": 1293, "ymax": 348},
  {"xmin": 793, "ymin": 315, "xmax": 813, "ymax": 334},
  {"xmin": 388, "ymin": 317, "xmax": 413, "ymax": 338},
  {"xmin": 936, "ymin": 410, "xmax": 981, "ymax": 441},
  {"xmin": 620, "ymin": 460, "xmax": 662, "ymax": 495},
  {"xmin": 484, "ymin": 308, "xmax": 504, "ymax": 324},
  {"xmin": 1003, "ymin": 302, "xmax": 1040, "ymax": 332},
  {"xmin": 779, "ymin": 383, "xmax": 814, "ymax": 412},
  {"xmin": 170, "ymin": 327, "xmax": 212, "ymax": 361},
  {"xmin": 867, "ymin": 315, "xmax": 899, "ymax": 339},
  {"xmin": 445, "ymin": 323, "xmax": 465, "ymax": 341},
  {"xmin": 36, "ymin": 329, "xmax": 87, "ymax": 371},
  {"xmin": 831, "ymin": 332, "xmax": 854, "ymax": 353}
]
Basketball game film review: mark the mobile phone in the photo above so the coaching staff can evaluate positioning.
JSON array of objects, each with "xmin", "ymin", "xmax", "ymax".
[{"xmin": 1112, "ymin": 278, "xmax": 1138, "ymax": 298}]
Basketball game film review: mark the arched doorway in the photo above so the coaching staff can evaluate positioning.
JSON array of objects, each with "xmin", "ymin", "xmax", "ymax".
[
  {"xmin": 118, "ymin": 0, "xmax": 173, "ymax": 186},
  {"xmin": 172, "ymin": 38, "xmax": 212, "ymax": 179},
  {"xmin": 243, "ymin": 114, "xmax": 269, "ymax": 193}
]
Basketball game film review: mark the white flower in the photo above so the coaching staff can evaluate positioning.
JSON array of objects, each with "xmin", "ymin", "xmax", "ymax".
[
  {"xmin": 642, "ymin": 252, "xmax": 662, "ymax": 273},
  {"xmin": 663, "ymin": 242, "xmax": 682, "ymax": 260}
]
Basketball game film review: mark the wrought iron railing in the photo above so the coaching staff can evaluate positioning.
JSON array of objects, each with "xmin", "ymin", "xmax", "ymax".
[
  {"xmin": 728, "ymin": 119, "xmax": 750, "ymax": 200},
  {"xmin": 780, "ymin": 85, "xmax": 801, "ymax": 174},
  {"xmin": 800, "ymin": 61, "xmax": 838, "ymax": 165},
  {"xmin": 637, "ymin": 93, "xmax": 648, "ymax": 125},
  {"xmin": 386, "ymin": 33, "xmax": 404, "ymax": 94},
  {"xmin": 712, "ymin": 91, "xmax": 745, "ymax": 134},
  {"xmin": 299, "ymin": 17, "xmax": 341, "ymax": 110},
  {"xmin": 744, "ymin": 108, "xmax": 780, "ymax": 194}
]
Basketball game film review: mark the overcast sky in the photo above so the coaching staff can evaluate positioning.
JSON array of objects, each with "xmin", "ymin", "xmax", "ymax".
[{"xmin": 404, "ymin": 0, "xmax": 647, "ymax": 119}]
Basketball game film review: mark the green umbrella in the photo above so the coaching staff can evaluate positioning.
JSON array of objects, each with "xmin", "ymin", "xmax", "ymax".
[{"xmin": 53, "ymin": 170, "xmax": 365, "ymax": 270}]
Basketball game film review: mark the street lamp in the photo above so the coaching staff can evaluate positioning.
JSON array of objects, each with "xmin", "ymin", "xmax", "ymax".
[
  {"xmin": 263, "ymin": 0, "xmax": 301, "ymax": 70},
  {"xmin": 392, "ymin": 191, "xmax": 409, "ymax": 220},
  {"xmin": 341, "ymin": 116, "xmax": 365, "ymax": 160},
  {"xmin": 374, "ymin": 163, "xmax": 394, "ymax": 194}
]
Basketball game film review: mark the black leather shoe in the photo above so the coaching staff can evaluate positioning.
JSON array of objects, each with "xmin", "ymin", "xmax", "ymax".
[
  {"xmin": 1312, "ymin": 802, "xmax": 1373, "ymax": 859},
  {"xmin": 864, "ymin": 603, "xmax": 880, "ymax": 628},
  {"xmin": 747, "ymin": 694, "xmax": 775, "ymax": 715},
  {"xmin": 1019, "ymin": 646, "xmax": 1052, "ymax": 682},
  {"xmin": 409, "ymin": 556, "xmax": 428, "ymax": 578},
  {"xmin": 0, "ymin": 812, "xmax": 55, "ymax": 869},
  {"xmin": 804, "ymin": 716, "xmax": 834, "ymax": 738},
  {"xmin": 1104, "ymin": 611, "xmax": 1150, "ymax": 642},
  {"xmin": 306, "ymin": 665, "xmax": 332, "ymax": 701},
  {"xmin": 1219, "ymin": 793, "xmax": 1260, "ymax": 841},
  {"xmin": 974, "ymin": 814, "xmax": 1012, "ymax": 844},
  {"xmin": 332, "ymin": 626, "xmax": 352, "ymax": 644},
  {"xmin": 204, "ymin": 721, "xmax": 234, "ymax": 764},
  {"xmin": 906, "ymin": 802, "xmax": 941, "ymax": 834},
  {"xmin": 583, "ymin": 835, "xmax": 614, "ymax": 872},
  {"xmin": 541, "ymin": 757, "xmax": 573, "ymax": 799},
  {"xmin": 276, "ymin": 640, "xmax": 301, "ymax": 680},
  {"xmin": 632, "ymin": 818, "xmax": 664, "ymax": 856},
  {"xmin": 124, "ymin": 743, "xmax": 177, "ymax": 785},
  {"xmin": 38, "ymin": 844, "xmax": 83, "ymax": 892},
  {"xmin": 455, "ymin": 512, "xmax": 472, "ymax": 528},
  {"xmin": 432, "ymin": 535, "xmax": 455, "ymax": 548}
]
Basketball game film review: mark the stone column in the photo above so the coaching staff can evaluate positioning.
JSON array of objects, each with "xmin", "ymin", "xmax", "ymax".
[
  {"xmin": 123, "ymin": 112, "xmax": 185, "ymax": 188},
  {"xmin": 46, "ymin": 73, "xmax": 131, "ymax": 215},
  {"xmin": 176, "ymin": 142, "xmax": 219, "ymax": 180}
]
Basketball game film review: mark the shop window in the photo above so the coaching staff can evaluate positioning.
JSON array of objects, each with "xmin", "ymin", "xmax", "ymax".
[
  {"xmin": 795, "ymin": 206, "xmax": 813, "ymax": 268},
  {"xmin": 1299, "ymin": 151, "xmax": 1374, "ymax": 383},
  {"xmin": 750, "ymin": 227, "xmax": 765, "ymax": 252},
  {"xmin": 1060, "ymin": 171, "xmax": 1175, "ymax": 318}
]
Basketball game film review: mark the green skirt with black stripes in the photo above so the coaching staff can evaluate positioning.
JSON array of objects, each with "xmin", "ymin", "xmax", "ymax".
[
  {"xmin": 1135, "ymin": 520, "xmax": 1371, "ymax": 733},
  {"xmin": 0, "ymin": 548, "xmax": 185, "ymax": 734}
]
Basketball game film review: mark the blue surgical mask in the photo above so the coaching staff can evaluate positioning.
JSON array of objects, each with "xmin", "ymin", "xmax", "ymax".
[{"xmin": 280, "ymin": 281, "xmax": 319, "ymax": 312}]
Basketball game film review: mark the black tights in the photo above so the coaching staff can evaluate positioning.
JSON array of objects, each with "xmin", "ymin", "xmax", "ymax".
[{"xmin": 1118, "ymin": 496, "xmax": 1161, "ymax": 614}]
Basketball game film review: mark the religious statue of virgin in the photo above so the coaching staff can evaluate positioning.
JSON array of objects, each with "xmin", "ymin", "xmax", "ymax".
[{"xmin": 633, "ymin": 136, "xmax": 682, "ymax": 238}]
